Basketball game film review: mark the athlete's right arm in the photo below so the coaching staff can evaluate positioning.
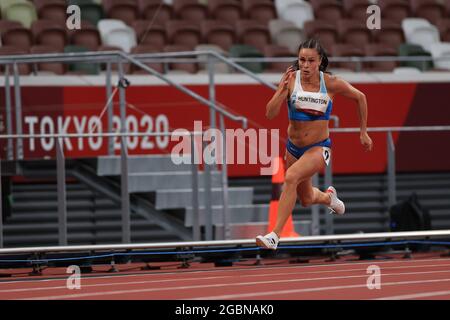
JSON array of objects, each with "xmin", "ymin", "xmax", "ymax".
[{"xmin": 266, "ymin": 67, "xmax": 295, "ymax": 119}]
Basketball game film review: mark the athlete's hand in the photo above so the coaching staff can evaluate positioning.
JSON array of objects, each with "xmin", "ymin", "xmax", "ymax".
[
  {"xmin": 360, "ymin": 131, "xmax": 373, "ymax": 152},
  {"xmin": 278, "ymin": 66, "xmax": 295, "ymax": 92}
]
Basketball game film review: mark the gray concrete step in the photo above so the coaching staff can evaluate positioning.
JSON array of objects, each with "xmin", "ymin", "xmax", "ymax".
[
  {"xmin": 155, "ymin": 187, "xmax": 254, "ymax": 209},
  {"xmin": 128, "ymin": 171, "xmax": 222, "ymax": 192}
]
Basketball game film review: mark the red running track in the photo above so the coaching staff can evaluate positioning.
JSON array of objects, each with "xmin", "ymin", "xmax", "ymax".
[{"xmin": 1, "ymin": 253, "xmax": 450, "ymax": 300}]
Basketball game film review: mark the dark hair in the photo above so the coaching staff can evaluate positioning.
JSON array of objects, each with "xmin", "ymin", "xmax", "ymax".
[{"xmin": 292, "ymin": 39, "xmax": 330, "ymax": 73}]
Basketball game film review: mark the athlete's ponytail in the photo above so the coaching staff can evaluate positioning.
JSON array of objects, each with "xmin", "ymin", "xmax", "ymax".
[{"xmin": 296, "ymin": 39, "xmax": 331, "ymax": 74}]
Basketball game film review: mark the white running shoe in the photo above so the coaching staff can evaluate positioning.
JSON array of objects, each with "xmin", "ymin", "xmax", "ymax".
[
  {"xmin": 256, "ymin": 231, "xmax": 279, "ymax": 250},
  {"xmin": 326, "ymin": 186, "xmax": 345, "ymax": 215}
]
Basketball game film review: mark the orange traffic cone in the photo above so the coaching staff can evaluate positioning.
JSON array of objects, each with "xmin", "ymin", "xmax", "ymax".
[{"xmin": 267, "ymin": 156, "xmax": 300, "ymax": 238}]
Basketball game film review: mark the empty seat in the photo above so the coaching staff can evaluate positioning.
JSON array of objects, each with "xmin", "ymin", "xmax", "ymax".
[
  {"xmin": 0, "ymin": 46, "xmax": 31, "ymax": 75},
  {"xmin": 429, "ymin": 42, "xmax": 450, "ymax": 70},
  {"xmin": 98, "ymin": 19, "xmax": 137, "ymax": 53},
  {"xmin": 268, "ymin": 19, "xmax": 304, "ymax": 54},
  {"xmin": 208, "ymin": 0, "xmax": 243, "ymax": 25},
  {"xmin": 138, "ymin": 0, "xmax": 173, "ymax": 24},
  {"xmin": 275, "ymin": 0, "xmax": 313, "ymax": 29},
  {"xmin": 263, "ymin": 44, "xmax": 293, "ymax": 73},
  {"xmin": 68, "ymin": 21, "xmax": 101, "ymax": 51},
  {"xmin": 371, "ymin": 20, "xmax": 405, "ymax": 50},
  {"xmin": 398, "ymin": 43, "xmax": 434, "ymax": 71},
  {"xmin": 303, "ymin": 20, "xmax": 337, "ymax": 55},
  {"xmin": 309, "ymin": 0, "xmax": 344, "ymax": 21},
  {"xmin": 69, "ymin": 1, "xmax": 104, "ymax": 26},
  {"xmin": 436, "ymin": 19, "xmax": 450, "ymax": 42},
  {"xmin": 2, "ymin": 0, "xmax": 38, "ymax": 28},
  {"xmin": 201, "ymin": 20, "xmax": 236, "ymax": 51},
  {"xmin": 31, "ymin": 20, "xmax": 67, "ymax": 50},
  {"xmin": 30, "ymin": 45, "xmax": 65, "ymax": 74},
  {"xmin": 378, "ymin": 0, "xmax": 411, "ymax": 23},
  {"xmin": 402, "ymin": 18, "xmax": 440, "ymax": 48},
  {"xmin": 166, "ymin": 20, "xmax": 202, "ymax": 48},
  {"xmin": 338, "ymin": 19, "xmax": 372, "ymax": 46},
  {"xmin": 33, "ymin": 0, "xmax": 67, "ymax": 24},
  {"xmin": 164, "ymin": 44, "xmax": 198, "ymax": 74},
  {"xmin": 229, "ymin": 44, "xmax": 264, "ymax": 73},
  {"xmin": 235, "ymin": 20, "xmax": 271, "ymax": 53},
  {"xmin": 103, "ymin": 0, "xmax": 138, "ymax": 26},
  {"xmin": 130, "ymin": 45, "xmax": 165, "ymax": 74},
  {"xmin": 242, "ymin": 0, "xmax": 277, "ymax": 24},
  {"xmin": 64, "ymin": 45, "xmax": 101, "ymax": 74},
  {"xmin": 195, "ymin": 44, "xmax": 231, "ymax": 73},
  {"xmin": 411, "ymin": 0, "xmax": 446, "ymax": 25},
  {"xmin": 330, "ymin": 44, "xmax": 365, "ymax": 71},
  {"xmin": 343, "ymin": 0, "xmax": 373, "ymax": 20},
  {"xmin": 132, "ymin": 20, "xmax": 167, "ymax": 48},
  {"xmin": 173, "ymin": 0, "xmax": 207, "ymax": 21},
  {"xmin": 0, "ymin": 20, "xmax": 33, "ymax": 49},
  {"xmin": 364, "ymin": 44, "xmax": 398, "ymax": 71}
]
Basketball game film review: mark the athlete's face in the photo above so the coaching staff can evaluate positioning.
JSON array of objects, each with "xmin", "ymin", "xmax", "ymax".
[{"xmin": 298, "ymin": 48, "xmax": 321, "ymax": 78}]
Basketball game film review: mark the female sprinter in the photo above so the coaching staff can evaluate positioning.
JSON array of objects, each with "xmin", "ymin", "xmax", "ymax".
[{"xmin": 256, "ymin": 39, "xmax": 373, "ymax": 250}]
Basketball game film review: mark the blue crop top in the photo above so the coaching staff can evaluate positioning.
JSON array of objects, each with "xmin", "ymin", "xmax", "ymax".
[{"xmin": 287, "ymin": 71, "xmax": 333, "ymax": 121}]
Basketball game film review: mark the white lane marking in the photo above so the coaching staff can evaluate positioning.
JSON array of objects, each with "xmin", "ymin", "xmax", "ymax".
[
  {"xmin": 375, "ymin": 290, "xmax": 450, "ymax": 300},
  {"xmin": 191, "ymin": 278, "xmax": 450, "ymax": 300},
  {"xmin": 14, "ymin": 270, "xmax": 450, "ymax": 300},
  {"xmin": 2, "ymin": 262, "xmax": 450, "ymax": 294},
  {"xmin": 1, "ymin": 256, "xmax": 449, "ymax": 286}
]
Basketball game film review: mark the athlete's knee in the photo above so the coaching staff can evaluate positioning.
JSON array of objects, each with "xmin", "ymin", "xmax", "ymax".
[{"xmin": 284, "ymin": 169, "xmax": 300, "ymax": 188}]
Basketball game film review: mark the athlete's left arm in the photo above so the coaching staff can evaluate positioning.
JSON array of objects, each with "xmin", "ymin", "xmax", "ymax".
[{"xmin": 328, "ymin": 75, "xmax": 373, "ymax": 152}]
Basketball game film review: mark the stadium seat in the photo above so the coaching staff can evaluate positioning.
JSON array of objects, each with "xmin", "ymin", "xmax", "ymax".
[
  {"xmin": 0, "ymin": 20, "xmax": 34, "ymax": 49},
  {"xmin": 309, "ymin": 0, "xmax": 344, "ymax": 21},
  {"xmin": 173, "ymin": 0, "xmax": 207, "ymax": 21},
  {"xmin": 275, "ymin": 0, "xmax": 313, "ymax": 29},
  {"xmin": 436, "ymin": 19, "xmax": 450, "ymax": 42},
  {"xmin": 102, "ymin": 0, "xmax": 138, "ymax": 26},
  {"xmin": 0, "ymin": 46, "xmax": 31, "ymax": 75},
  {"xmin": 31, "ymin": 20, "xmax": 67, "ymax": 50},
  {"xmin": 68, "ymin": 1, "xmax": 104, "ymax": 26},
  {"xmin": 138, "ymin": 0, "xmax": 173, "ymax": 24},
  {"xmin": 195, "ymin": 44, "xmax": 231, "ymax": 74},
  {"xmin": 429, "ymin": 42, "xmax": 450, "ymax": 70},
  {"xmin": 268, "ymin": 19, "xmax": 304, "ymax": 55},
  {"xmin": 208, "ymin": 0, "xmax": 243, "ymax": 25},
  {"xmin": 303, "ymin": 20, "xmax": 338, "ymax": 55},
  {"xmin": 130, "ymin": 45, "xmax": 165, "ymax": 74},
  {"xmin": 411, "ymin": 0, "xmax": 446, "ymax": 25},
  {"xmin": 402, "ymin": 18, "xmax": 440, "ymax": 48},
  {"xmin": 132, "ymin": 21, "xmax": 167, "ymax": 48},
  {"xmin": 235, "ymin": 20, "xmax": 271, "ymax": 53},
  {"xmin": 33, "ymin": 0, "xmax": 67, "ymax": 24},
  {"xmin": 364, "ymin": 44, "xmax": 399, "ymax": 71},
  {"xmin": 2, "ymin": 0, "xmax": 38, "ymax": 28},
  {"xmin": 164, "ymin": 44, "xmax": 198, "ymax": 74},
  {"xmin": 371, "ymin": 20, "xmax": 405, "ymax": 50},
  {"xmin": 68, "ymin": 21, "xmax": 101, "ymax": 51},
  {"xmin": 166, "ymin": 20, "xmax": 202, "ymax": 48},
  {"xmin": 263, "ymin": 44, "xmax": 293, "ymax": 73},
  {"xmin": 338, "ymin": 19, "xmax": 372, "ymax": 46},
  {"xmin": 378, "ymin": 0, "xmax": 411, "ymax": 23},
  {"xmin": 201, "ymin": 20, "xmax": 236, "ymax": 51},
  {"xmin": 242, "ymin": 0, "xmax": 277, "ymax": 24},
  {"xmin": 393, "ymin": 66, "xmax": 422, "ymax": 74},
  {"xmin": 229, "ymin": 44, "xmax": 265, "ymax": 73},
  {"xmin": 330, "ymin": 44, "xmax": 365, "ymax": 71},
  {"xmin": 98, "ymin": 19, "xmax": 137, "ymax": 53},
  {"xmin": 64, "ymin": 45, "xmax": 101, "ymax": 74},
  {"xmin": 342, "ymin": 0, "xmax": 373, "ymax": 20},
  {"xmin": 30, "ymin": 45, "xmax": 65, "ymax": 74},
  {"xmin": 398, "ymin": 43, "xmax": 434, "ymax": 71}
]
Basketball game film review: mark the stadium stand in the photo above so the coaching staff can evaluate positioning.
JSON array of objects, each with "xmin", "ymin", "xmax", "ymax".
[
  {"xmin": 33, "ymin": 0, "xmax": 67, "ymax": 24},
  {"xmin": 30, "ymin": 44, "xmax": 65, "ymax": 74},
  {"xmin": 1, "ymin": 0, "xmax": 37, "ymax": 28},
  {"xmin": 242, "ymin": 0, "xmax": 277, "ymax": 24},
  {"xmin": 208, "ymin": 0, "xmax": 243, "ymax": 25},
  {"xmin": 0, "ymin": 19, "xmax": 34, "ymax": 49},
  {"xmin": 31, "ymin": 19, "xmax": 68, "ymax": 50},
  {"xmin": 309, "ymin": 0, "xmax": 344, "ymax": 21},
  {"xmin": 268, "ymin": 19, "xmax": 304, "ymax": 54},
  {"xmin": 402, "ymin": 17, "xmax": 441, "ymax": 48},
  {"xmin": 98, "ymin": 19, "xmax": 137, "ymax": 53},
  {"xmin": 429, "ymin": 41, "xmax": 450, "ymax": 69},
  {"xmin": 173, "ymin": 0, "xmax": 208, "ymax": 21},
  {"xmin": 200, "ymin": 20, "xmax": 236, "ymax": 51},
  {"xmin": 343, "ymin": 0, "xmax": 374, "ymax": 20}
]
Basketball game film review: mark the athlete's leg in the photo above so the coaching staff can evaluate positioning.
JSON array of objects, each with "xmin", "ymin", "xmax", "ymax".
[{"xmin": 273, "ymin": 146, "xmax": 325, "ymax": 236}]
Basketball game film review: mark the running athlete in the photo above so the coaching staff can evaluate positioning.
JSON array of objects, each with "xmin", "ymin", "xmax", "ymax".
[{"xmin": 256, "ymin": 39, "xmax": 373, "ymax": 250}]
